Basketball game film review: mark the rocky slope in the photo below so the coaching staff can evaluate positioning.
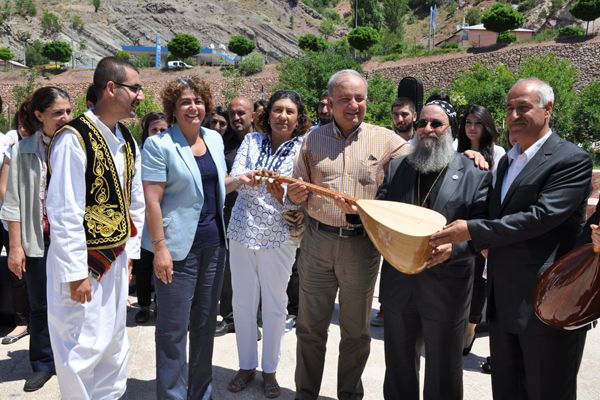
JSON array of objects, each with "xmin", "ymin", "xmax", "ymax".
[{"xmin": 0, "ymin": 0, "xmax": 324, "ymax": 65}]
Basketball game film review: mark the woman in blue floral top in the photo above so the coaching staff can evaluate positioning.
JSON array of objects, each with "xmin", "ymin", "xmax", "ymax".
[{"xmin": 227, "ymin": 90, "xmax": 311, "ymax": 398}]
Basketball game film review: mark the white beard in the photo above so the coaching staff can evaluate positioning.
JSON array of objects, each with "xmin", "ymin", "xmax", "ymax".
[{"xmin": 408, "ymin": 129, "xmax": 456, "ymax": 173}]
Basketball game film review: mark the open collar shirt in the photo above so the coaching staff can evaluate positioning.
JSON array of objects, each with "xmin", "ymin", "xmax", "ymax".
[{"xmin": 293, "ymin": 121, "xmax": 410, "ymax": 227}]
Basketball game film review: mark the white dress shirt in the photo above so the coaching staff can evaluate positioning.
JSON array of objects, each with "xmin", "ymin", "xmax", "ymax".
[
  {"xmin": 47, "ymin": 110, "xmax": 145, "ymax": 282},
  {"xmin": 501, "ymin": 130, "xmax": 552, "ymax": 203}
]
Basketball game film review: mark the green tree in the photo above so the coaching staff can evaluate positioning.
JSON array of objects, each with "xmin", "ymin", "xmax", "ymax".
[
  {"xmin": 0, "ymin": 47, "xmax": 15, "ymax": 62},
  {"xmin": 574, "ymin": 80, "xmax": 600, "ymax": 144},
  {"xmin": 298, "ymin": 34, "xmax": 328, "ymax": 52},
  {"xmin": 42, "ymin": 40, "xmax": 73, "ymax": 66},
  {"xmin": 481, "ymin": 3, "xmax": 525, "ymax": 43},
  {"xmin": 352, "ymin": 0, "xmax": 384, "ymax": 30},
  {"xmin": 277, "ymin": 49, "xmax": 362, "ymax": 117},
  {"xmin": 25, "ymin": 40, "xmax": 49, "ymax": 67},
  {"xmin": 92, "ymin": 0, "xmax": 101, "ymax": 12},
  {"xmin": 41, "ymin": 11, "xmax": 61, "ymax": 36},
  {"xmin": 383, "ymin": 0, "xmax": 407, "ymax": 34},
  {"xmin": 570, "ymin": 0, "xmax": 600, "ymax": 35},
  {"xmin": 167, "ymin": 34, "xmax": 200, "ymax": 60},
  {"xmin": 364, "ymin": 73, "xmax": 397, "ymax": 127},
  {"xmin": 348, "ymin": 26, "xmax": 380, "ymax": 53},
  {"xmin": 227, "ymin": 35, "xmax": 256, "ymax": 57},
  {"xmin": 0, "ymin": 47, "xmax": 14, "ymax": 71},
  {"xmin": 497, "ymin": 31, "xmax": 517, "ymax": 44},
  {"xmin": 517, "ymin": 53, "xmax": 578, "ymax": 143}
]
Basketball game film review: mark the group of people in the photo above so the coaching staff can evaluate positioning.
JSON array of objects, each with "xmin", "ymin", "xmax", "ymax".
[{"xmin": 0, "ymin": 59, "xmax": 597, "ymax": 400}]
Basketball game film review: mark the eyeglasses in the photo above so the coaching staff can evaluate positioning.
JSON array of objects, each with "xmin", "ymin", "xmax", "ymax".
[
  {"xmin": 114, "ymin": 82, "xmax": 143, "ymax": 94},
  {"xmin": 210, "ymin": 120, "xmax": 228, "ymax": 127},
  {"xmin": 415, "ymin": 119, "xmax": 446, "ymax": 129}
]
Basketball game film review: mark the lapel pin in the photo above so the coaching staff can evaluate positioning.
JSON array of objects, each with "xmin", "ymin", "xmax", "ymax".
[{"xmin": 452, "ymin": 174, "xmax": 459, "ymax": 180}]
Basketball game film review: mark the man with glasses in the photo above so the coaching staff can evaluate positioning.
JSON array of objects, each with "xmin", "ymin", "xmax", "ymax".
[
  {"xmin": 46, "ymin": 56, "xmax": 145, "ymax": 400},
  {"xmin": 374, "ymin": 100, "xmax": 491, "ymax": 399}
]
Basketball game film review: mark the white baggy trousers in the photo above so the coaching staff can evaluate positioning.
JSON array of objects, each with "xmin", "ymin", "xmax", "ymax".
[{"xmin": 47, "ymin": 252, "xmax": 129, "ymax": 400}]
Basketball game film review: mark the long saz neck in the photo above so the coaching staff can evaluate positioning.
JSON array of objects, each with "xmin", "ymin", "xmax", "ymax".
[{"xmin": 273, "ymin": 175, "xmax": 357, "ymax": 205}]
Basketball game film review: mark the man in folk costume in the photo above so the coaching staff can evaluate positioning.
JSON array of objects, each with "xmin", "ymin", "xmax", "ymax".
[{"xmin": 46, "ymin": 56, "xmax": 145, "ymax": 400}]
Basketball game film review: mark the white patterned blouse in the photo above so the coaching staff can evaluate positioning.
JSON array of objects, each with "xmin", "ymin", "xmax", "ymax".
[{"xmin": 228, "ymin": 131, "xmax": 305, "ymax": 250}]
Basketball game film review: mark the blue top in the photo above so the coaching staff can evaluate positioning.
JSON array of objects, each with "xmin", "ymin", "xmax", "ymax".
[
  {"xmin": 228, "ymin": 132, "xmax": 304, "ymax": 250},
  {"xmin": 140, "ymin": 124, "xmax": 227, "ymax": 260},
  {"xmin": 193, "ymin": 150, "xmax": 223, "ymax": 248}
]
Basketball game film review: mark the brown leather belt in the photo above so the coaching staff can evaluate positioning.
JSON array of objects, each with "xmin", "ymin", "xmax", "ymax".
[{"xmin": 314, "ymin": 220, "xmax": 364, "ymax": 238}]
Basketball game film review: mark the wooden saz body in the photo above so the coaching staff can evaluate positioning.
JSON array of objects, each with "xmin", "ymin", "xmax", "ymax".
[
  {"xmin": 533, "ymin": 243, "xmax": 600, "ymax": 330},
  {"xmin": 254, "ymin": 170, "xmax": 447, "ymax": 274},
  {"xmin": 356, "ymin": 200, "xmax": 446, "ymax": 275}
]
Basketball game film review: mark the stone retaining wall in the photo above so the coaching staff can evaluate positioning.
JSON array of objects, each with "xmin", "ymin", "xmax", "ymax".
[{"xmin": 370, "ymin": 40, "xmax": 600, "ymax": 91}]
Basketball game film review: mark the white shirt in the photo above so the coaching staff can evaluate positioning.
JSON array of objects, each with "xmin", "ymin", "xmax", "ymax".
[
  {"xmin": 47, "ymin": 110, "xmax": 145, "ymax": 282},
  {"xmin": 501, "ymin": 130, "xmax": 552, "ymax": 203}
]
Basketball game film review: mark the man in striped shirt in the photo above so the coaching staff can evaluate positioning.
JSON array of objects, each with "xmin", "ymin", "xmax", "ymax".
[{"xmin": 288, "ymin": 69, "xmax": 410, "ymax": 400}]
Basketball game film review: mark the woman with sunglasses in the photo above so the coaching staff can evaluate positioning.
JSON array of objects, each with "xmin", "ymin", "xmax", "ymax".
[
  {"xmin": 226, "ymin": 90, "xmax": 311, "ymax": 398},
  {"xmin": 0, "ymin": 86, "xmax": 73, "ymax": 391},
  {"xmin": 457, "ymin": 104, "xmax": 505, "ymax": 357}
]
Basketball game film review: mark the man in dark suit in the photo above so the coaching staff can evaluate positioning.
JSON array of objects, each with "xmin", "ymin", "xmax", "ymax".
[
  {"xmin": 373, "ymin": 100, "xmax": 491, "ymax": 399},
  {"xmin": 430, "ymin": 78, "xmax": 593, "ymax": 400}
]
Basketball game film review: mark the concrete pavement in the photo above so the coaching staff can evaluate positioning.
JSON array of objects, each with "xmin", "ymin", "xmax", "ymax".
[{"xmin": 1, "ymin": 291, "xmax": 599, "ymax": 399}]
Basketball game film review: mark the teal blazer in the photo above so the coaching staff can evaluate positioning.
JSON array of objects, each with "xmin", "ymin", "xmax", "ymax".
[{"xmin": 141, "ymin": 124, "xmax": 227, "ymax": 260}]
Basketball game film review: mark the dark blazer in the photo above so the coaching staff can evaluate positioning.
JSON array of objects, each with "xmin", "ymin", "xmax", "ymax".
[
  {"xmin": 379, "ymin": 153, "xmax": 492, "ymax": 321},
  {"xmin": 468, "ymin": 132, "xmax": 592, "ymax": 334}
]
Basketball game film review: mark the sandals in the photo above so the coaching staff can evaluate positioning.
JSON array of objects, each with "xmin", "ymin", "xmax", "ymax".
[
  {"xmin": 262, "ymin": 372, "xmax": 281, "ymax": 398},
  {"xmin": 227, "ymin": 369, "xmax": 256, "ymax": 393}
]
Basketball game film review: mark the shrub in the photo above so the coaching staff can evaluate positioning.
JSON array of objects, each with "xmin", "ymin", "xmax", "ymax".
[
  {"xmin": 482, "ymin": 3, "xmax": 525, "ymax": 35},
  {"xmin": 532, "ymin": 28, "xmax": 559, "ymax": 42},
  {"xmin": 277, "ymin": 49, "xmax": 362, "ymax": 117},
  {"xmin": 497, "ymin": 31, "xmax": 517, "ymax": 44},
  {"xmin": 25, "ymin": 40, "xmax": 49, "ymax": 67},
  {"xmin": 237, "ymin": 52, "xmax": 264, "ymax": 76},
  {"xmin": 574, "ymin": 80, "xmax": 600, "ymax": 145},
  {"xmin": 465, "ymin": 7, "xmax": 481, "ymax": 26},
  {"xmin": 41, "ymin": 11, "xmax": 61, "ymax": 35},
  {"xmin": 298, "ymin": 34, "xmax": 328, "ymax": 52},
  {"xmin": 558, "ymin": 25, "xmax": 585, "ymax": 38},
  {"xmin": 72, "ymin": 15, "xmax": 84, "ymax": 31},
  {"xmin": 114, "ymin": 50, "xmax": 131, "ymax": 62},
  {"xmin": 319, "ymin": 19, "xmax": 336, "ymax": 38},
  {"xmin": 364, "ymin": 73, "xmax": 396, "ymax": 128}
]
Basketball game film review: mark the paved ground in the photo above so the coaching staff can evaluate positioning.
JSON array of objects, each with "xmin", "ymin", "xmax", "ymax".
[{"xmin": 1, "ymin": 291, "xmax": 599, "ymax": 399}]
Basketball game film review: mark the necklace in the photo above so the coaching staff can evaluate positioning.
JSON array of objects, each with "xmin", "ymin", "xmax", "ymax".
[{"xmin": 417, "ymin": 165, "xmax": 448, "ymax": 207}]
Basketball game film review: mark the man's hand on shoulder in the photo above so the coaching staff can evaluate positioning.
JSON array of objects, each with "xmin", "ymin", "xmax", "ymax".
[
  {"xmin": 70, "ymin": 277, "xmax": 92, "ymax": 303},
  {"xmin": 464, "ymin": 150, "xmax": 489, "ymax": 171}
]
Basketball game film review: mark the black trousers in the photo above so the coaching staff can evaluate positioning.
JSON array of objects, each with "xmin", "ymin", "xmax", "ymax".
[
  {"xmin": 383, "ymin": 304, "xmax": 464, "ymax": 400},
  {"xmin": 0, "ymin": 226, "xmax": 29, "ymax": 326},
  {"xmin": 468, "ymin": 255, "xmax": 486, "ymax": 324},
  {"xmin": 286, "ymin": 248, "xmax": 300, "ymax": 316},
  {"xmin": 24, "ymin": 250, "xmax": 55, "ymax": 373},
  {"xmin": 133, "ymin": 248, "xmax": 154, "ymax": 307},
  {"xmin": 489, "ymin": 321, "xmax": 587, "ymax": 400}
]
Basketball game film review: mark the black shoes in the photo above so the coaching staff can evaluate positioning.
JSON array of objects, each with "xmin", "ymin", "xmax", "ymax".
[
  {"xmin": 215, "ymin": 320, "xmax": 235, "ymax": 336},
  {"xmin": 135, "ymin": 309, "xmax": 151, "ymax": 324},
  {"xmin": 482, "ymin": 356, "xmax": 492, "ymax": 374},
  {"xmin": 1, "ymin": 329, "xmax": 29, "ymax": 345},
  {"xmin": 23, "ymin": 371, "xmax": 54, "ymax": 392}
]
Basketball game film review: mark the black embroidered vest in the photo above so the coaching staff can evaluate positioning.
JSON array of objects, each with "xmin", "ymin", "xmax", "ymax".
[{"xmin": 50, "ymin": 114, "xmax": 137, "ymax": 250}]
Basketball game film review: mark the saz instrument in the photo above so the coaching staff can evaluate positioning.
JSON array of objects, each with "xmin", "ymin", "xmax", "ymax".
[
  {"xmin": 533, "ymin": 243, "xmax": 600, "ymax": 330},
  {"xmin": 255, "ymin": 170, "xmax": 447, "ymax": 274}
]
